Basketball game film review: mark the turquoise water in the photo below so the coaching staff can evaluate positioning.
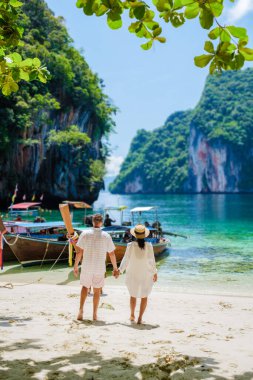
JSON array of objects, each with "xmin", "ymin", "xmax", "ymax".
[
  {"xmin": 93, "ymin": 192, "xmax": 253, "ymax": 294},
  {"xmin": 1, "ymin": 192, "xmax": 253, "ymax": 295}
]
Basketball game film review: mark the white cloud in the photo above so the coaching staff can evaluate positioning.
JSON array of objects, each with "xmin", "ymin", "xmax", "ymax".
[
  {"xmin": 227, "ymin": 0, "xmax": 253, "ymax": 22},
  {"xmin": 105, "ymin": 155, "xmax": 124, "ymax": 177}
]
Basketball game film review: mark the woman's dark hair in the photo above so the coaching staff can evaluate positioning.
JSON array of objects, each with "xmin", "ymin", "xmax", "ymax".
[{"xmin": 137, "ymin": 238, "xmax": 145, "ymax": 249}]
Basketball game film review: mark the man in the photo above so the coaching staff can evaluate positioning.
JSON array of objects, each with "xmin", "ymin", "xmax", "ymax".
[
  {"xmin": 104, "ymin": 213, "xmax": 115, "ymax": 227},
  {"xmin": 73, "ymin": 214, "xmax": 118, "ymax": 321}
]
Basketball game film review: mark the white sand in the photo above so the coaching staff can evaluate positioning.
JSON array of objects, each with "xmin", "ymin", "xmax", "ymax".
[{"xmin": 0, "ymin": 282, "xmax": 253, "ymax": 379}]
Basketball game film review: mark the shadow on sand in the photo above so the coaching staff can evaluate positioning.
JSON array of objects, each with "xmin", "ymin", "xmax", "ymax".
[{"xmin": 0, "ymin": 339, "xmax": 252, "ymax": 380}]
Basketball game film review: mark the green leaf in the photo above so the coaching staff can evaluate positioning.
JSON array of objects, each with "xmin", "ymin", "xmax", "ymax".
[
  {"xmin": 238, "ymin": 37, "xmax": 248, "ymax": 48},
  {"xmin": 38, "ymin": 72, "xmax": 47, "ymax": 83},
  {"xmin": 107, "ymin": 11, "xmax": 122, "ymax": 29},
  {"xmin": 227, "ymin": 26, "xmax": 247, "ymax": 39},
  {"xmin": 20, "ymin": 58, "xmax": 33, "ymax": 67},
  {"xmin": 153, "ymin": 0, "xmax": 171, "ymax": 12},
  {"xmin": 133, "ymin": 5, "xmax": 145, "ymax": 20},
  {"xmin": 208, "ymin": 1, "xmax": 223, "ymax": 17},
  {"xmin": 233, "ymin": 53, "xmax": 245, "ymax": 69},
  {"xmin": 19, "ymin": 69, "xmax": 29, "ymax": 81},
  {"xmin": 208, "ymin": 27, "xmax": 220, "ymax": 40},
  {"xmin": 96, "ymin": 4, "xmax": 108, "ymax": 16},
  {"xmin": 181, "ymin": 0, "xmax": 194, "ymax": 5},
  {"xmin": 199, "ymin": 8, "xmax": 214, "ymax": 29},
  {"xmin": 10, "ymin": 52, "xmax": 22, "ymax": 62},
  {"xmin": 239, "ymin": 47, "xmax": 253, "ymax": 61},
  {"xmin": 9, "ymin": 0, "xmax": 23, "ymax": 7},
  {"xmin": 220, "ymin": 29, "xmax": 231, "ymax": 43},
  {"xmin": 144, "ymin": 21, "xmax": 160, "ymax": 31},
  {"xmin": 128, "ymin": 21, "xmax": 140, "ymax": 33},
  {"xmin": 170, "ymin": 12, "xmax": 185, "ymax": 27},
  {"xmin": 76, "ymin": 0, "xmax": 85, "ymax": 8},
  {"xmin": 156, "ymin": 36, "xmax": 166, "ymax": 43},
  {"xmin": 153, "ymin": 27, "xmax": 162, "ymax": 37},
  {"xmin": 83, "ymin": 0, "xmax": 94, "ymax": 16},
  {"xmin": 141, "ymin": 40, "xmax": 153, "ymax": 50},
  {"xmin": 194, "ymin": 54, "xmax": 213, "ymax": 68},
  {"xmin": 204, "ymin": 41, "xmax": 214, "ymax": 53},
  {"xmin": 32, "ymin": 57, "xmax": 41, "ymax": 67},
  {"xmin": 184, "ymin": 3, "xmax": 199, "ymax": 19}
]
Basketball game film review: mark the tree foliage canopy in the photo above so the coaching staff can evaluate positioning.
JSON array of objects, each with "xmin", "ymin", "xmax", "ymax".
[
  {"xmin": 76, "ymin": 0, "xmax": 253, "ymax": 73},
  {"xmin": 0, "ymin": 0, "xmax": 50, "ymax": 95}
]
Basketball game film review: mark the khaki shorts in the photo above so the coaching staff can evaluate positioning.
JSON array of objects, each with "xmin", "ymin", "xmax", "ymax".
[{"xmin": 80, "ymin": 272, "xmax": 105, "ymax": 288}]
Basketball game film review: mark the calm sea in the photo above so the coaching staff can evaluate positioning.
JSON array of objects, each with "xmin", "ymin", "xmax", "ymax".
[{"xmin": 1, "ymin": 192, "xmax": 253, "ymax": 295}]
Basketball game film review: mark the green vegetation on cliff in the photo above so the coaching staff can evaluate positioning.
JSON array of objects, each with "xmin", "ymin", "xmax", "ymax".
[
  {"xmin": 193, "ymin": 69, "xmax": 253, "ymax": 148},
  {"xmin": 110, "ymin": 111, "xmax": 191, "ymax": 193},
  {"xmin": 0, "ymin": 0, "xmax": 116, "ymax": 199},
  {"xmin": 110, "ymin": 68, "xmax": 253, "ymax": 194}
]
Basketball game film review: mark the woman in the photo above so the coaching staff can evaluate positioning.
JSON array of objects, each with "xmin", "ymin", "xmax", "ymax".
[{"xmin": 118, "ymin": 224, "xmax": 157, "ymax": 324}]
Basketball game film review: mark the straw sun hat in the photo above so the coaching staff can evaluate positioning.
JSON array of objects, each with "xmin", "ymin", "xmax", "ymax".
[{"xmin": 130, "ymin": 224, "xmax": 150, "ymax": 239}]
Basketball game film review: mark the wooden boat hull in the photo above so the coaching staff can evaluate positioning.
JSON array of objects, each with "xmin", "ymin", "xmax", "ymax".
[
  {"xmin": 4, "ymin": 235, "xmax": 69, "ymax": 266},
  {"xmin": 106, "ymin": 241, "xmax": 169, "ymax": 264},
  {"xmin": 4, "ymin": 235, "xmax": 169, "ymax": 266},
  {"xmin": 3, "ymin": 243, "xmax": 18, "ymax": 262}
]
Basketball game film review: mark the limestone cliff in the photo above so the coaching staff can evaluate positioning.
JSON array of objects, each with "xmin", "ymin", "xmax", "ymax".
[
  {"xmin": 110, "ymin": 69, "xmax": 253, "ymax": 194},
  {"xmin": 0, "ymin": 0, "xmax": 115, "ymax": 207}
]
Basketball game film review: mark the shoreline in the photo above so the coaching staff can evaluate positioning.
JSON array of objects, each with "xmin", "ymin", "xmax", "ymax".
[
  {"xmin": 1, "ymin": 283, "xmax": 253, "ymax": 379},
  {"xmin": 1, "ymin": 262, "xmax": 253, "ymax": 298}
]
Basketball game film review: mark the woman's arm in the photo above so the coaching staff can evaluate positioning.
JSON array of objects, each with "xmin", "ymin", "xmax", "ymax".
[
  {"xmin": 119, "ymin": 244, "xmax": 131, "ymax": 273},
  {"xmin": 148, "ymin": 244, "xmax": 158, "ymax": 281}
]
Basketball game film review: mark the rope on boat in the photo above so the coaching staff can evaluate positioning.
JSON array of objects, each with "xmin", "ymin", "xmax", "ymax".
[
  {"xmin": 40, "ymin": 241, "xmax": 49, "ymax": 268},
  {"xmin": 0, "ymin": 240, "xmax": 69, "ymax": 289},
  {"xmin": 3, "ymin": 234, "xmax": 20, "ymax": 246}
]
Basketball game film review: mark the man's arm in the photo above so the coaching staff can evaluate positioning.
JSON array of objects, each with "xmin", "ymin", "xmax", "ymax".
[
  {"xmin": 108, "ymin": 251, "xmax": 119, "ymax": 277},
  {"xmin": 73, "ymin": 245, "xmax": 83, "ymax": 277}
]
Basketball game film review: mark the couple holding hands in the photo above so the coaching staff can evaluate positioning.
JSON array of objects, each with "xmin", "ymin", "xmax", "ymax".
[{"xmin": 73, "ymin": 213, "xmax": 157, "ymax": 324}]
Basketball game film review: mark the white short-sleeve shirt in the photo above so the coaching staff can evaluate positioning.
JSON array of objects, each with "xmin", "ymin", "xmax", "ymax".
[{"xmin": 76, "ymin": 228, "xmax": 115, "ymax": 275}]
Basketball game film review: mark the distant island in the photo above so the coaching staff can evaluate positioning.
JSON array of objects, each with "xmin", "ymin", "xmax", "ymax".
[
  {"xmin": 0, "ymin": 0, "xmax": 115, "ymax": 208},
  {"xmin": 110, "ymin": 69, "xmax": 253, "ymax": 194}
]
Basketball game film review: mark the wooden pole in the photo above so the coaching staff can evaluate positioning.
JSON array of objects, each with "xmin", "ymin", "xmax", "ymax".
[{"xmin": 59, "ymin": 204, "xmax": 74, "ymax": 237}]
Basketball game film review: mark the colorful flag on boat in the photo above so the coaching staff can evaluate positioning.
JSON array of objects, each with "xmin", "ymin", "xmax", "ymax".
[
  {"xmin": 31, "ymin": 193, "xmax": 36, "ymax": 201},
  {"xmin": 40, "ymin": 194, "xmax": 44, "ymax": 201},
  {"xmin": 11, "ymin": 184, "xmax": 18, "ymax": 204},
  {"xmin": 23, "ymin": 194, "xmax": 26, "ymax": 201}
]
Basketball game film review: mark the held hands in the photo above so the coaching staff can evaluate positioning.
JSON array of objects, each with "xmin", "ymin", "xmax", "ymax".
[
  {"xmin": 113, "ymin": 268, "xmax": 120, "ymax": 279},
  {"xmin": 73, "ymin": 265, "xmax": 79, "ymax": 278},
  {"xmin": 153, "ymin": 273, "xmax": 158, "ymax": 282}
]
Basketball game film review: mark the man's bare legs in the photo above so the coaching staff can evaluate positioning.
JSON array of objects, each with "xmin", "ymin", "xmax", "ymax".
[
  {"xmin": 130, "ymin": 296, "xmax": 137, "ymax": 321},
  {"xmin": 93, "ymin": 287, "xmax": 101, "ymax": 321},
  {"xmin": 138, "ymin": 297, "xmax": 147, "ymax": 324},
  {"xmin": 77, "ymin": 286, "xmax": 88, "ymax": 320}
]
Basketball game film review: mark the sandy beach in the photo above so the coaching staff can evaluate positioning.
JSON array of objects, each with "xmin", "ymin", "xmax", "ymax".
[{"xmin": 0, "ymin": 281, "xmax": 253, "ymax": 379}]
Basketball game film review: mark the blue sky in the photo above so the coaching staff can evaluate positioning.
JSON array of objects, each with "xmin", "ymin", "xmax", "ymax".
[{"xmin": 46, "ymin": 0, "xmax": 253, "ymax": 175}]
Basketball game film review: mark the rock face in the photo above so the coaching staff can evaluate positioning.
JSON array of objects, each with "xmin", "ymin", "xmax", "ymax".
[
  {"xmin": 110, "ymin": 69, "xmax": 253, "ymax": 194},
  {"xmin": 187, "ymin": 125, "xmax": 242, "ymax": 193},
  {"xmin": 0, "ymin": 108, "xmax": 103, "ymax": 207}
]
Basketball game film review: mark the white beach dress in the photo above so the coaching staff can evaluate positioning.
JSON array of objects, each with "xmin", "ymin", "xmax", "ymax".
[{"xmin": 119, "ymin": 241, "xmax": 157, "ymax": 298}]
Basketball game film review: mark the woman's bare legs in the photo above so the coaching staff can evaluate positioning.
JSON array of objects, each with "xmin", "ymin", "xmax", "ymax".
[
  {"xmin": 77, "ymin": 286, "xmax": 88, "ymax": 320},
  {"xmin": 130, "ymin": 296, "xmax": 137, "ymax": 321},
  {"xmin": 138, "ymin": 297, "xmax": 148, "ymax": 324}
]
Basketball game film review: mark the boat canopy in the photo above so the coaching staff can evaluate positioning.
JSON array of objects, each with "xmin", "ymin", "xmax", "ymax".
[
  {"xmin": 12, "ymin": 221, "xmax": 77, "ymax": 229},
  {"xmin": 130, "ymin": 207, "xmax": 156, "ymax": 213},
  {"xmin": 104, "ymin": 206, "xmax": 127, "ymax": 211},
  {"xmin": 63, "ymin": 201, "xmax": 92, "ymax": 209},
  {"xmin": 9, "ymin": 202, "xmax": 41, "ymax": 210}
]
